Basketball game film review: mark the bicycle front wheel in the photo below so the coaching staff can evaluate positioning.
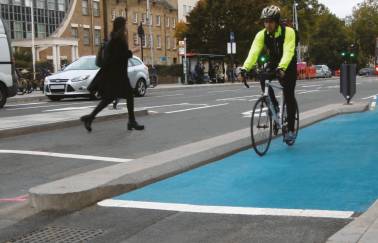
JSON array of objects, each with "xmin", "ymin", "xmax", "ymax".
[{"xmin": 251, "ymin": 97, "xmax": 272, "ymax": 156}]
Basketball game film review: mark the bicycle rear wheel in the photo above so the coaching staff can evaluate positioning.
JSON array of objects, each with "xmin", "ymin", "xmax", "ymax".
[
  {"xmin": 251, "ymin": 97, "xmax": 273, "ymax": 156},
  {"xmin": 282, "ymin": 99, "xmax": 299, "ymax": 146}
]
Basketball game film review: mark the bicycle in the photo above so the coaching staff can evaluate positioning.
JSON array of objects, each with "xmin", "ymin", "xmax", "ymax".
[{"xmin": 241, "ymin": 66, "xmax": 299, "ymax": 156}]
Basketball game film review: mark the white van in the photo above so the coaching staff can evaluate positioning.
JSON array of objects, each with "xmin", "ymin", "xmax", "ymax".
[{"xmin": 0, "ymin": 18, "xmax": 17, "ymax": 108}]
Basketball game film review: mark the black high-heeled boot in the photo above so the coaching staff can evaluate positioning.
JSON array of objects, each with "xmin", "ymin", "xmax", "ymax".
[
  {"xmin": 127, "ymin": 120, "xmax": 144, "ymax": 131},
  {"xmin": 80, "ymin": 115, "xmax": 93, "ymax": 132}
]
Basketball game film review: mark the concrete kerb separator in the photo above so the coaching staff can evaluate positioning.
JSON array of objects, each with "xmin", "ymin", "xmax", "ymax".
[
  {"xmin": 28, "ymin": 102, "xmax": 369, "ymax": 212},
  {"xmin": 0, "ymin": 109, "xmax": 149, "ymax": 139}
]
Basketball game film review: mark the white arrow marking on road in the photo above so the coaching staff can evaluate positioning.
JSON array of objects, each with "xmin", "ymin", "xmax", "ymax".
[
  {"xmin": 301, "ymin": 84, "xmax": 322, "ymax": 88},
  {"xmin": 296, "ymin": 90, "xmax": 321, "ymax": 95},
  {"xmin": 217, "ymin": 95, "xmax": 260, "ymax": 101},
  {"xmin": 165, "ymin": 103, "xmax": 229, "ymax": 114},
  {"xmin": 362, "ymin": 95, "xmax": 378, "ymax": 100},
  {"xmin": 0, "ymin": 150, "xmax": 133, "ymax": 163},
  {"xmin": 98, "ymin": 200, "xmax": 354, "ymax": 219}
]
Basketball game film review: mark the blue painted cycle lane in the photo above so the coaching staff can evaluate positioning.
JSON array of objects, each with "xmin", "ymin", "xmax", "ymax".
[{"xmin": 106, "ymin": 109, "xmax": 378, "ymax": 213}]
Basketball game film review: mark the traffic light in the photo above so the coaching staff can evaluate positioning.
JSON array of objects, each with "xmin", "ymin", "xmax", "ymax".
[
  {"xmin": 258, "ymin": 55, "xmax": 268, "ymax": 64},
  {"xmin": 341, "ymin": 52, "xmax": 347, "ymax": 57}
]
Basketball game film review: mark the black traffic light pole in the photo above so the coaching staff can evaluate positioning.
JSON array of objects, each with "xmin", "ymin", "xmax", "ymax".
[
  {"xmin": 138, "ymin": 22, "xmax": 144, "ymax": 61},
  {"xmin": 340, "ymin": 44, "xmax": 357, "ymax": 104}
]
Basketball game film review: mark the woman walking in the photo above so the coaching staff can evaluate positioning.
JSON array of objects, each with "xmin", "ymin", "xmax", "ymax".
[{"xmin": 80, "ymin": 17, "xmax": 144, "ymax": 132}]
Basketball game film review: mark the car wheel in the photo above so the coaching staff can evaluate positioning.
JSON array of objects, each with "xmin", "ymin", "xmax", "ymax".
[
  {"xmin": 135, "ymin": 79, "xmax": 147, "ymax": 97},
  {"xmin": 47, "ymin": 96, "xmax": 62, "ymax": 101},
  {"xmin": 0, "ymin": 84, "xmax": 7, "ymax": 108}
]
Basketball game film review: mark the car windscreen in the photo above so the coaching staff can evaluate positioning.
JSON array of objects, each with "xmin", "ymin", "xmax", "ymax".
[{"xmin": 64, "ymin": 57, "xmax": 98, "ymax": 71}]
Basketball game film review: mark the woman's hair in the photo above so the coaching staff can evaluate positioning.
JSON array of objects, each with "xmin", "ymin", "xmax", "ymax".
[{"xmin": 111, "ymin": 17, "xmax": 127, "ymax": 42}]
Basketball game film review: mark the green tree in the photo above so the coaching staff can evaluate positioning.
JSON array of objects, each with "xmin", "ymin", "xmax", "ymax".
[{"xmin": 351, "ymin": 0, "xmax": 378, "ymax": 66}]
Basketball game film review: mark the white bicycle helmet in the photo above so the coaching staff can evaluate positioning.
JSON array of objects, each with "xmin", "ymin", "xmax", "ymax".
[{"xmin": 261, "ymin": 5, "xmax": 281, "ymax": 22}]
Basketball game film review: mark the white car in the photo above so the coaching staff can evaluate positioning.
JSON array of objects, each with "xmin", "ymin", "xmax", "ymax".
[
  {"xmin": 315, "ymin": 65, "xmax": 332, "ymax": 78},
  {"xmin": 0, "ymin": 18, "xmax": 17, "ymax": 108},
  {"xmin": 44, "ymin": 55, "xmax": 150, "ymax": 101}
]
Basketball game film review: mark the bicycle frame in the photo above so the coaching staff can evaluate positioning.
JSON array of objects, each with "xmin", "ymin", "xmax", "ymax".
[{"xmin": 263, "ymin": 80, "xmax": 285, "ymax": 129}]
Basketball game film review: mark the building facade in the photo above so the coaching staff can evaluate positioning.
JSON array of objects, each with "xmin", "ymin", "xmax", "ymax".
[
  {"xmin": 2, "ymin": 0, "xmax": 178, "ymax": 70},
  {"xmin": 177, "ymin": 0, "xmax": 197, "ymax": 23},
  {"xmin": 0, "ymin": 0, "xmax": 69, "ymax": 40},
  {"xmin": 107, "ymin": 0, "xmax": 178, "ymax": 65}
]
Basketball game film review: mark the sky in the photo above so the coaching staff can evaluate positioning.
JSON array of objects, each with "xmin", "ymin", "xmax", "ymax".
[{"xmin": 317, "ymin": 0, "xmax": 365, "ymax": 18}]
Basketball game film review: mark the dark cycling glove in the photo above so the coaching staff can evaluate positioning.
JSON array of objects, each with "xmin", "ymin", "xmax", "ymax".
[{"xmin": 276, "ymin": 68, "xmax": 285, "ymax": 79}]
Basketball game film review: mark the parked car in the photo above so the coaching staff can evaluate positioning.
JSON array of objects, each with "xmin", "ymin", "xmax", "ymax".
[
  {"xmin": 315, "ymin": 65, "xmax": 332, "ymax": 78},
  {"xmin": 358, "ymin": 67, "xmax": 376, "ymax": 76},
  {"xmin": 0, "ymin": 17, "xmax": 17, "ymax": 108},
  {"xmin": 44, "ymin": 55, "xmax": 150, "ymax": 101}
]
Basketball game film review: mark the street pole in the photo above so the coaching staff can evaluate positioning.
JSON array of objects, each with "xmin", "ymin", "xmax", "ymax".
[
  {"xmin": 147, "ymin": 0, "xmax": 154, "ymax": 66},
  {"xmin": 31, "ymin": 0, "xmax": 36, "ymax": 80},
  {"xmin": 138, "ymin": 22, "xmax": 144, "ymax": 61},
  {"xmin": 184, "ymin": 37, "xmax": 187, "ymax": 85},
  {"xmin": 293, "ymin": 0, "xmax": 301, "ymax": 62}
]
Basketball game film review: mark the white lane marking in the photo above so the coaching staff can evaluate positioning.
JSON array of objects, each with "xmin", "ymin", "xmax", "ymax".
[
  {"xmin": 5, "ymin": 102, "xmax": 48, "ymax": 108},
  {"xmin": 6, "ymin": 101, "xmax": 95, "ymax": 111},
  {"xmin": 297, "ymin": 90, "xmax": 321, "ymax": 95},
  {"xmin": 362, "ymin": 95, "xmax": 378, "ymax": 100},
  {"xmin": 0, "ymin": 150, "xmax": 133, "ymax": 163},
  {"xmin": 165, "ymin": 103, "xmax": 229, "ymax": 114},
  {"xmin": 208, "ymin": 89, "xmax": 241, "ymax": 94},
  {"xmin": 98, "ymin": 200, "xmax": 354, "ymax": 219},
  {"xmin": 43, "ymin": 106, "xmax": 96, "ymax": 112},
  {"xmin": 301, "ymin": 84, "xmax": 322, "ymax": 88},
  {"xmin": 217, "ymin": 95, "xmax": 260, "ymax": 101},
  {"xmin": 141, "ymin": 103, "xmax": 205, "ymax": 109},
  {"xmin": 153, "ymin": 94, "xmax": 185, "ymax": 98},
  {"xmin": 326, "ymin": 86, "xmax": 339, "ymax": 89}
]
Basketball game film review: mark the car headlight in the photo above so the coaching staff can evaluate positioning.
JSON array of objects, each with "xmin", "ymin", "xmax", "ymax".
[{"xmin": 71, "ymin": 75, "xmax": 90, "ymax": 82}]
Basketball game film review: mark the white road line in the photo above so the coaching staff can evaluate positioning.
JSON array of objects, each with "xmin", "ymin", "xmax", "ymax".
[
  {"xmin": 43, "ymin": 106, "xmax": 96, "ymax": 112},
  {"xmin": 165, "ymin": 103, "xmax": 229, "ymax": 114},
  {"xmin": 300, "ymin": 84, "xmax": 322, "ymax": 88},
  {"xmin": 297, "ymin": 90, "xmax": 321, "ymax": 95},
  {"xmin": 98, "ymin": 200, "xmax": 354, "ymax": 219},
  {"xmin": 5, "ymin": 101, "xmax": 95, "ymax": 111},
  {"xmin": 0, "ymin": 150, "xmax": 133, "ymax": 163},
  {"xmin": 326, "ymin": 86, "xmax": 339, "ymax": 89},
  {"xmin": 362, "ymin": 95, "xmax": 378, "ymax": 100},
  {"xmin": 141, "ymin": 103, "xmax": 205, "ymax": 109},
  {"xmin": 153, "ymin": 94, "xmax": 185, "ymax": 98},
  {"xmin": 5, "ymin": 102, "xmax": 48, "ymax": 108},
  {"xmin": 208, "ymin": 89, "xmax": 241, "ymax": 94},
  {"xmin": 217, "ymin": 95, "xmax": 260, "ymax": 101}
]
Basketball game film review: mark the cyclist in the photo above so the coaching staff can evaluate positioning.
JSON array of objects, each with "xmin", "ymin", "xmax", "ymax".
[{"xmin": 239, "ymin": 5, "xmax": 298, "ymax": 143}]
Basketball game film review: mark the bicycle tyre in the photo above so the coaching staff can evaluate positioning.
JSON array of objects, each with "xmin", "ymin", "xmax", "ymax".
[{"xmin": 251, "ymin": 97, "xmax": 273, "ymax": 156}]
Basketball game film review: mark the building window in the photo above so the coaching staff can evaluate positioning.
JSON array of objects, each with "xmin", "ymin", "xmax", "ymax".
[
  {"xmin": 166, "ymin": 17, "xmax": 170, "ymax": 28},
  {"xmin": 111, "ymin": 9, "xmax": 116, "ymax": 21},
  {"xmin": 0, "ymin": 0, "xmax": 9, "ymax": 4},
  {"xmin": 156, "ymin": 15, "xmax": 161, "ymax": 26},
  {"xmin": 36, "ymin": 0, "xmax": 45, "ymax": 9},
  {"xmin": 13, "ymin": 0, "xmax": 21, "ymax": 5},
  {"xmin": 83, "ymin": 28, "xmax": 90, "ymax": 45},
  {"xmin": 166, "ymin": 36, "xmax": 170, "ymax": 50},
  {"xmin": 93, "ymin": 1, "xmax": 100, "ymax": 17},
  {"xmin": 142, "ymin": 13, "xmax": 146, "ymax": 25},
  {"xmin": 172, "ymin": 18, "xmax": 176, "ymax": 28},
  {"xmin": 149, "ymin": 34, "xmax": 153, "ymax": 48},
  {"xmin": 132, "ymin": 12, "xmax": 138, "ymax": 24},
  {"xmin": 157, "ymin": 35, "xmax": 161, "ymax": 49},
  {"xmin": 58, "ymin": 0, "xmax": 65, "ymax": 11},
  {"xmin": 37, "ymin": 23, "xmax": 46, "ymax": 38},
  {"xmin": 148, "ymin": 14, "xmax": 152, "ymax": 25},
  {"xmin": 133, "ymin": 33, "xmax": 139, "ymax": 46},
  {"xmin": 143, "ymin": 34, "xmax": 148, "ymax": 48},
  {"xmin": 173, "ymin": 38, "xmax": 177, "ymax": 49},
  {"xmin": 24, "ymin": 0, "xmax": 32, "ymax": 7},
  {"xmin": 183, "ymin": 5, "xmax": 187, "ymax": 15},
  {"xmin": 14, "ymin": 21, "xmax": 23, "ymax": 40},
  {"xmin": 47, "ymin": 0, "xmax": 55, "ymax": 10},
  {"xmin": 82, "ymin": 0, "xmax": 89, "ymax": 15},
  {"xmin": 95, "ymin": 30, "xmax": 101, "ymax": 46},
  {"xmin": 71, "ymin": 27, "xmax": 78, "ymax": 38}
]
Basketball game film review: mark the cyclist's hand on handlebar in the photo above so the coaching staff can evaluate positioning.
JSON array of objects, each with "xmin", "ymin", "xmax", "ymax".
[{"xmin": 276, "ymin": 68, "xmax": 286, "ymax": 79}]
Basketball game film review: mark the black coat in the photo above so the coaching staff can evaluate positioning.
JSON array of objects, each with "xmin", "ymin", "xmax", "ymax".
[{"xmin": 89, "ymin": 37, "xmax": 133, "ymax": 99}]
